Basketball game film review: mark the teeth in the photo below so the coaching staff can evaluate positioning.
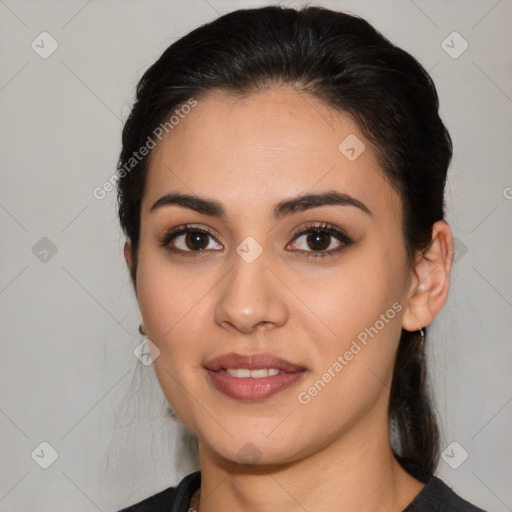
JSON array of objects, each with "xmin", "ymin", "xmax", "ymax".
[{"xmin": 225, "ymin": 368, "xmax": 280, "ymax": 378}]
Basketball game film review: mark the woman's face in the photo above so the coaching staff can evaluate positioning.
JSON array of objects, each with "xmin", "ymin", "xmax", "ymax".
[{"xmin": 131, "ymin": 86, "xmax": 417, "ymax": 466}]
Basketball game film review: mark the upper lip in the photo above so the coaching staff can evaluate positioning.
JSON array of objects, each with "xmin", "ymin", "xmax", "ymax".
[{"xmin": 204, "ymin": 352, "xmax": 306, "ymax": 372}]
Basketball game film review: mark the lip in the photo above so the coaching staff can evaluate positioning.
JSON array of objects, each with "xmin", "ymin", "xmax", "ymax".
[
  {"xmin": 204, "ymin": 352, "xmax": 308, "ymax": 401},
  {"xmin": 204, "ymin": 352, "xmax": 306, "ymax": 372}
]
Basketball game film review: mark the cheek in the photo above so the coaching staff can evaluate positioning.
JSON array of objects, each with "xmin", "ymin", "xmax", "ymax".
[
  {"xmin": 290, "ymin": 247, "xmax": 404, "ymax": 342},
  {"xmin": 135, "ymin": 253, "xmax": 213, "ymax": 420},
  {"xmin": 135, "ymin": 250, "xmax": 207, "ymax": 351},
  {"xmin": 293, "ymin": 282, "xmax": 404, "ymax": 436},
  {"xmin": 293, "ymin": 245, "xmax": 407, "ymax": 393}
]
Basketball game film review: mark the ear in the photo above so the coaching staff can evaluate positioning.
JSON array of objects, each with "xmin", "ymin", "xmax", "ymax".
[
  {"xmin": 124, "ymin": 241, "xmax": 133, "ymax": 270},
  {"xmin": 125, "ymin": 239, "xmax": 140, "ymax": 284},
  {"xmin": 124, "ymin": 241, "xmax": 139, "ymax": 293},
  {"xmin": 402, "ymin": 220, "xmax": 455, "ymax": 331}
]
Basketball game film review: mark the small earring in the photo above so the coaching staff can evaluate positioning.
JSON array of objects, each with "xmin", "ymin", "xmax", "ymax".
[
  {"xmin": 418, "ymin": 327, "xmax": 425, "ymax": 349},
  {"xmin": 139, "ymin": 323, "xmax": 146, "ymax": 336}
]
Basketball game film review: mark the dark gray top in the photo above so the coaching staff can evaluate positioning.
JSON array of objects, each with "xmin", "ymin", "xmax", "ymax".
[{"xmin": 118, "ymin": 470, "xmax": 487, "ymax": 511}]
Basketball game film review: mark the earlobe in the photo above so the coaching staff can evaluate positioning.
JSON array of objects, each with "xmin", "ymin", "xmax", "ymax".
[{"xmin": 402, "ymin": 221, "xmax": 455, "ymax": 331}]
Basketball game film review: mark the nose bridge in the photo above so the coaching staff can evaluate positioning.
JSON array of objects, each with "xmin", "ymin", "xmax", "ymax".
[{"xmin": 214, "ymin": 246, "xmax": 288, "ymax": 332}]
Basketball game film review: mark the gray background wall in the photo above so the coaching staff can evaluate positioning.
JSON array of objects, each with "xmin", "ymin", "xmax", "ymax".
[{"xmin": 1, "ymin": 0, "xmax": 511, "ymax": 510}]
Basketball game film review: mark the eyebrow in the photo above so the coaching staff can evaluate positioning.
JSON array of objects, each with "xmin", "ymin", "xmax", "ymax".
[{"xmin": 150, "ymin": 190, "xmax": 372, "ymax": 219}]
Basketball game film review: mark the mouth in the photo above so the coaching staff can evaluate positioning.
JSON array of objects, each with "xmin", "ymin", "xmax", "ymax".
[{"xmin": 204, "ymin": 352, "xmax": 308, "ymax": 401}]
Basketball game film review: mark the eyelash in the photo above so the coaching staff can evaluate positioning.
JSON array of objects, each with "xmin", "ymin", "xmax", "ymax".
[{"xmin": 158, "ymin": 222, "xmax": 354, "ymax": 259}]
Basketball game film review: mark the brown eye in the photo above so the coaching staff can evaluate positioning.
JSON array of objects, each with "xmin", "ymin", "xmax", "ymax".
[
  {"xmin": 160, "ymin": 226, "xmax": 223, "ymax": 254},
  {"xmin": 287, "ymin": 222, "xmax": 354, "ymax": 258},
  {"xmin": 183, "ymin": 231, "xmax": 210, "ymax": 250},
  {"xmin": 306, "ymin": 230, "xmax": 331, "ymax": 251}
]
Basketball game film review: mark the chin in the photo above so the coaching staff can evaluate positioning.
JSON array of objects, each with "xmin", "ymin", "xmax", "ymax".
[{"xmin": 196, "ymin": 426, "xmax": 310, "ymax": 468}]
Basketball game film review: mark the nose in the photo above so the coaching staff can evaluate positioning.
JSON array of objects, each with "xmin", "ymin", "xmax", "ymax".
[{"xmin": 214, "ymin": 252, "xmax": 289, "ymax": 334}]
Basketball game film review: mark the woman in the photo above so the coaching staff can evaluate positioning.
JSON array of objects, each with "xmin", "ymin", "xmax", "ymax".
[{"xmin": 115, "ymin": 5, "xmax": 486, "ymax": 511}]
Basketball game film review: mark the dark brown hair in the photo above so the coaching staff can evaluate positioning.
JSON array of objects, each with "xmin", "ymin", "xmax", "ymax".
[{"xmin": 116, "ymin": 5, "xmax": 452, "ymax": 481}]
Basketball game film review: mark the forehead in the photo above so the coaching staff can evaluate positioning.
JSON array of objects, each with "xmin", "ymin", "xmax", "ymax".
[{"xmin": 142, "ymin": 86, "xmax": 402, "ymax": 225}]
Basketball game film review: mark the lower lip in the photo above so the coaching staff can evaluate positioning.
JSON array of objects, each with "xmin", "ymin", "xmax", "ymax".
[{"xmin": 206, "ymin": 369, "xmax": 306, "ymax": 401}]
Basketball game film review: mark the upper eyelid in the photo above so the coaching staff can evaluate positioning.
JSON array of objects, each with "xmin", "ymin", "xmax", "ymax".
[{"xmin": 290, "ymin": 222, "xmax": 349, "ymax": 238}]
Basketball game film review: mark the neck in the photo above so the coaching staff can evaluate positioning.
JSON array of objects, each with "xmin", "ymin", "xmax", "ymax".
[{"xmin": 194, "ymin": 407, "xmax": 425, "ymax": 512}]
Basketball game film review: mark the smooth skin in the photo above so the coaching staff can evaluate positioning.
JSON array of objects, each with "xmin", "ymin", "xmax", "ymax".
[{"xmin": 124, "ymin": 85, "xmax": 454, "ymax": 512}]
